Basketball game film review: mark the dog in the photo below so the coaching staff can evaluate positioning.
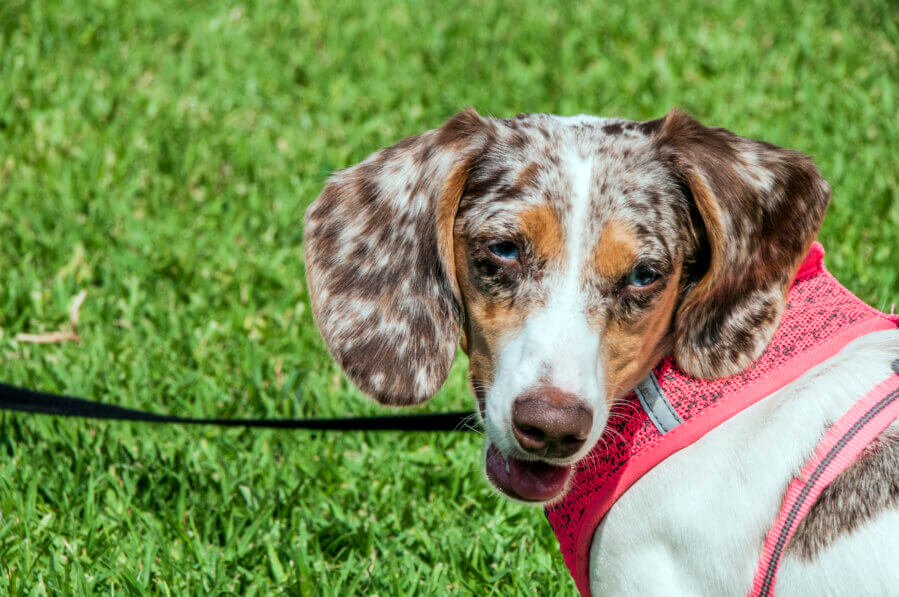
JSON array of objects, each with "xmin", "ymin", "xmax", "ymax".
[{"xmin": 304, "ymin": 108, "xmax": 899, "ymax": 596}]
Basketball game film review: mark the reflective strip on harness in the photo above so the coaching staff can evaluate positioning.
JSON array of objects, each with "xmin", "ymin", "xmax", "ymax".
[
  {"xmin": 635, "ymin": 372, "xmax": 683, "ymax": 434},
  {"xmin": 748, "ymin": 363, "xmax": 899, "ymax": 597}
]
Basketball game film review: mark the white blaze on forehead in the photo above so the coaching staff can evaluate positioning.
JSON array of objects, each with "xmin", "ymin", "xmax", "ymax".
[
  {"xmin": 539, "ymin": 150, "xmax": 601, "ymax": 397},
  {"xmin": 485, "ymin": 148, "xmax": 607, "ymax": 459}
]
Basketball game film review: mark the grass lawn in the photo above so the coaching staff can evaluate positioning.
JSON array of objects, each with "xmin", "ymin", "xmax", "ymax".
[{"xmin": 0, "ymin": 0, "xmax": 896, "ymax": 594}]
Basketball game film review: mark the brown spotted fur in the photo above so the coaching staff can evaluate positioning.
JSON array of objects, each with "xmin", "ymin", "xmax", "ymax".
[
  {"xmin": 655, "ymin": 109, "xmax": 831, "ymax": 379},
  {"xmin": 786, "ymin": 429, "xmax": 899, "ymax": 559},
  {"xmin": 304, "ymin": 108, "xmax": 492, "ymax": 404},
  {"xmin": 306, "ymin": 106, "xmax": 831, "ymax": 402},
  {"xmin": 303, "ymin": 108, "xmax": 891, "ymax": 553},
  {"xmin": 305, "ymin": 109, "xmax": 899, "ymax": 557}
]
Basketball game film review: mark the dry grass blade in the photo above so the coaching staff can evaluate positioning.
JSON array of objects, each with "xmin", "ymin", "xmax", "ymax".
[
  {"xmin": 15, "ymin": 290, "xmax": 87, "ymax": 344},
  {"xmin": 15, "ymin": 330, "xmax": 80, "ymax": 344},
  {"xmin": 69, "ymin": 289, "xmax": 88, "ymax": 330}
]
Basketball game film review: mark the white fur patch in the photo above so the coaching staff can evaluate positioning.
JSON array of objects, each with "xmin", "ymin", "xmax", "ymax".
[{"xmin": 589, "ymin": 329, "xmax": 899, "ymax": 595}]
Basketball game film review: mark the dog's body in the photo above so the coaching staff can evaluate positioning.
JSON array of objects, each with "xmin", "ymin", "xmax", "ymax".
[
  {"xmin": 304, "ymin": 109, "xmax": 899, "ymax": 595},
  {"xmin": 592, "ymin": 329, "xmax": 899, "ymax": 596}
]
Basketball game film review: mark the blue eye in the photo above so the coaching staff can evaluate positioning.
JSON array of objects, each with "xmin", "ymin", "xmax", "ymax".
[
  {"xmin": 487, "ymin": 241, "xmax": 520, "ymax": 261},
  {"xmin": 627, "ymin": 266, "xmax": 660, "ymax": 288}
]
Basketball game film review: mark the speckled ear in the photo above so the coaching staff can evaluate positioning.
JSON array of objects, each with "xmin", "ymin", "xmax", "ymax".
[
  {"xmin": 304, "ymin": 108, "xmax": 491, "ymax": 405},
  {"xmin": 655, "ymin": 109, "xmax": 831, "ymax": 379}
]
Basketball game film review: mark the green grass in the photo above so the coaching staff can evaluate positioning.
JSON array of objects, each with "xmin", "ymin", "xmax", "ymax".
[{"xmin": 0, "ymin": 0, "xmax": 896, "ymax": 594}]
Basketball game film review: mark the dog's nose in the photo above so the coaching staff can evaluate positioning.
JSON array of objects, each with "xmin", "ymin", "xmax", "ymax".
[{"xmin": 511, "ymin": 387, "xmax": 593, "ymax": 459}]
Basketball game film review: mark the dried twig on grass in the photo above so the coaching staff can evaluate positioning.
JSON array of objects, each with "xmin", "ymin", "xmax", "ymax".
[
  {"xmin": 15, "ymin": 290, "xmax": 87, "ymax": 344},
  {"xmin": 15, "ymin": 330, "xmax": 80, "ymax": 344}
]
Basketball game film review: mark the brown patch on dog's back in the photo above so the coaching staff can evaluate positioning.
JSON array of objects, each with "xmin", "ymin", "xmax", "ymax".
[
  {"xmin": 785, "ymin": 428, "xmax": 899, "ymax": 560},
  {"xmin": 591, "ymin": 220, "xmax": 640, "ymax": 280},
  {"xmin": 602, "ymin": 122, "xmax": 625, "ymax": 136}
]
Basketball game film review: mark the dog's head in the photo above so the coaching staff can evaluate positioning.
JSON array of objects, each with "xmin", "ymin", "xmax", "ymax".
[{"xmin": 304, "ymin": 108, "xmax": 830, "ymax": 503}]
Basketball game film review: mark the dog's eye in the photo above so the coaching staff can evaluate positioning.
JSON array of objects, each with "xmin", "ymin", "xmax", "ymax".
[
  {"xmin": 487, "ymin": 241, "xmax": 520, "ymax": 261},
  {"xmin": 627, "ymin": 266, "xmax": 660, "ymax": 288}
]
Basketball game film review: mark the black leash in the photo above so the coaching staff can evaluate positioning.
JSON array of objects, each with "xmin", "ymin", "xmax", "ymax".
[{"xmin": 0, "ymin": 382, "xmax": 479, "ymax": 432}]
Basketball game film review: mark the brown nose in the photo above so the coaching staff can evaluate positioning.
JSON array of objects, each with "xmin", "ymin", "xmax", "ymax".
[{"xmin": 511, "ymin": 387, "xmax": 593, "ymax": 459}]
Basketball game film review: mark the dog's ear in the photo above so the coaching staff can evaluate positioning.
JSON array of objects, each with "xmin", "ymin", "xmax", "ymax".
[
  {"xmin": 654, "ymin": 109, "xmax": 831, "ymax": 378},
  {"xmin": 304, "ymin": 108, "xmax": 490, "ymax": 405}
]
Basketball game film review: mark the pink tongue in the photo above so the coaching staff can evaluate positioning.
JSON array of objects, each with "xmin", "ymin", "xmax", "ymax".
[{"xmin": 485, "ymin": 444, "xmax": 571, "ymax": 502}]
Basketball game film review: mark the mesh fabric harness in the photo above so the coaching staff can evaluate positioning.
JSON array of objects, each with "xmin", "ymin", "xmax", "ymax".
[{"xmin": 545, "ymin": 243, "xmax": 899, "ymax": 596}]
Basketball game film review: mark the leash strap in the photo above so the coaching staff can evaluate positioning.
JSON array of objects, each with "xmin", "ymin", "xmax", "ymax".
[
  {"xmin": 748, "ymin": 359, "xmax": 899, "ymax": 597},
  {"xmin": 0, "ymin": 382, "xmax": 478, "ymax": 432}
]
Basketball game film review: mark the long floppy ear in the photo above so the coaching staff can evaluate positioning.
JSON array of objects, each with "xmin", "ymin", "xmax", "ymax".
[
  {"xmin": 304, "ymin": 108, "xmax": 491, "ymax": 405},
  {"xmin": 655, "ymin": 109, "xmax": 831, "ymax": 379}
]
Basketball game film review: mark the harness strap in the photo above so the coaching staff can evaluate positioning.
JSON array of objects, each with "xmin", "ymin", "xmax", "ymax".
[{"xmin": 748, "ymin": 359, "xmax": 899, "ymax": 597}]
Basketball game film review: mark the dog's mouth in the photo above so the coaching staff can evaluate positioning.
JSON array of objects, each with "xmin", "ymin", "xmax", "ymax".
[
  {"xmin": 474, "ymin": 380, "xmax": 573, "ymax": 503},
  {"xmin": 484, "ymin": 443, "xmax": 572, "ymax": 502}
]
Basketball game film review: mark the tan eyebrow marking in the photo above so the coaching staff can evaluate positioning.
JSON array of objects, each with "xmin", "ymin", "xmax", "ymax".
[
  {"xmin": 591, "ymin": 219, "xmax": 639, "ymax": 279},
  {"xmin": 518, "ymin": 204, "xmax": 565, "ymax": 263}
]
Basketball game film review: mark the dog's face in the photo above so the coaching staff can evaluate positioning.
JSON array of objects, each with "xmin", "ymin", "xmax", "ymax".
[{"xmin": 305, "ymin": 109, "xmax": 829, "ymax": 503}]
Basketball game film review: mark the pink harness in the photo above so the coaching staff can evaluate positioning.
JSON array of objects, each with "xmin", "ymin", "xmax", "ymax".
[{"xmin": 545, "ymin": 243, "xmax": 899, "ymax": 596}]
